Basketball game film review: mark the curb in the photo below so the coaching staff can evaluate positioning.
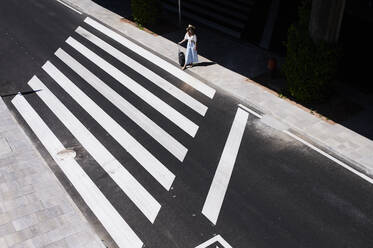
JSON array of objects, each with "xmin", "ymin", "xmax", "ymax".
[
  {"xmin": 0, "ymin": 97, "xmax": 105, "ymax": 248},
  {"xmin": 58, "ymin": 0, "xmax": 373, "ymax": 181}
]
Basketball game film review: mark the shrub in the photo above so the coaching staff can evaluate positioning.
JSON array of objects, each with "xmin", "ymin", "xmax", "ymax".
[
  {"xmin": 131, "ymin": 0, "xmax": 160, "ymax": 26},
  {"xmin": 282, "ymin": 0, "xmax": 339, "ymax": 103}
]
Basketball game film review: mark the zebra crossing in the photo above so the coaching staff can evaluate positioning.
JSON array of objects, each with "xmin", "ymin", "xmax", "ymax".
[
  {"xmin": 12, "ymin": 94, "xmax": 143, "ymax": 248},
  {"xmin": 12, "ymin": 17, "xmax": 215, "ymax": 248}
]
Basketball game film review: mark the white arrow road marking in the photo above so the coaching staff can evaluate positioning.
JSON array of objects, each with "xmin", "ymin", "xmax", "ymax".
[
  {"xmin": 84, "ymin": 17, "xmax": 216, "ymax": 99},
  {"xmin": 202, "ymin": 108, "xmax": 249, "ymax": 225},
  {"xmin": 12, "ymin": 94, "xmax": 143, "ymax": 248},
  {"xmin": 28, "ymin": 76, "xmax": 161, "ymax": 223},
  {"xmin": 195, "ymin": 235, "xmax": 233, "ymax": 248}
]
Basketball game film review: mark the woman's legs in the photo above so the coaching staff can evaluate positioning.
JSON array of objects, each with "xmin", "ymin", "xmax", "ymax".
[
  {"xmin": 183, "ymin": 47, "xmax": 194, "ymax": 70},
  {"xmin": 182, "ymin": 63, "xmax": 193, "ymax": 70}
]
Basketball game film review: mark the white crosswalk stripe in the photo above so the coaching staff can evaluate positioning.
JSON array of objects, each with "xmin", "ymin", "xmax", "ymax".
[
  {"xmin": 84, "ymin": 17, "xmax": 216, "ymax": 99},
  {"xmin": 12, "ymin": 94, "xmax": 144, "ymax": 248},
  {"xmin": 75, "ymin": 26, "xmax": 208, "ymax": 117},
  {"xmin": 55, "ymin": 48, "xmax": 188, "ymax": 162},
  {"xmin": 202, "ymin": 108, "xmax": 248, "ymax": 225},
  {"xmin": 42, "ymin": 61, "xmax": 176, "ymax": 191},
  {"xmin": 66, "ymin": 36, "xmax": 199, "ymax": 138},
  {"xmin": 12, "ymin": 18, "xmax": 214, "ymax": 248},
  {"xmin": 28, "ymin": 75, "xmax": 161, "ymax": 223}
]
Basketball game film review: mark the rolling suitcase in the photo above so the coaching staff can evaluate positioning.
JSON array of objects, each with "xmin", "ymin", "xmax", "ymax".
[{"xmin": 178, "ymin": 46, "xmax": 185, "ymax": 67}]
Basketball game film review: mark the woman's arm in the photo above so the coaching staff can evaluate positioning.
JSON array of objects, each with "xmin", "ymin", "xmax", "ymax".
[
  {"xmin": 179, "ymin": 33, "xmax": 189, "ymax": 45},
  {"xmin": 178, "ymin": 39, "xmax": 187, "ymax": 45}
]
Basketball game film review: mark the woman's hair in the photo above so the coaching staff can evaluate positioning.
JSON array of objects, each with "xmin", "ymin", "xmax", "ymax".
[{"xmin": 186, "ymin": 24, "xmax": 196, "ymax": 34}]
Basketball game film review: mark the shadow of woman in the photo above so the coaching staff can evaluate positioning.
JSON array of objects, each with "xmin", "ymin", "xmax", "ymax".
[{"xmin": 192, "ymin": 61, "xmax": 216, "ymax": 67}]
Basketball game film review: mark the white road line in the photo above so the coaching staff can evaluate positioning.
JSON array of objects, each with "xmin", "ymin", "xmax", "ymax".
[
  {"xmin": 66, "ymin": 37, "xmax": 199, "ymax": 138},
  {"xmin": 202, "ymin": 108, "xmax": 249, "ymax": 225},
  {"xmin": 56, "ymin": 49, "xmax": 187, "ymax": 162},
  {"xmin": 12, "ymin": 94, "xmax": 143, "ymax": 248},
  {"xmin": 28, "ymin": 76, "xmax": 161, "ymax": 223},
  {"xmin": 238, "ymin": 103, "xmax": 263, "ymax": 118},
  {"xmin": 195, "ymin": 235, "xmax": 233, "ymax": 248},
  {"xmin": 283, "ymin": 130, "xmax": 373, "ymax": 184},
  {"xmin": 75, "ymin": 26, "xmax": 208, "ymax": 117},
  {"xmin": 55, "ymin": 0, "xmax": 82, "ymax": 14},
  {"xmin": 42, "ymin": 61, "xmax": 175, "ymax": 190},
  {"xmin": 84, "ymin": 17, "xmax": 216, "ymax": 99}
]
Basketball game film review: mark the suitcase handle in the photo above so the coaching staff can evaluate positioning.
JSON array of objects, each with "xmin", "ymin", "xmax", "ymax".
[{"xmin": 177, "ymin": 43, "xmax": 184, "ymax": 52}]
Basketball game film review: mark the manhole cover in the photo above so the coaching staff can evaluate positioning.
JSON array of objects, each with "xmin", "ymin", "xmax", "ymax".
[{"xmin": 56, "ymin": 149, "xmax": 76, "ymax": 160}]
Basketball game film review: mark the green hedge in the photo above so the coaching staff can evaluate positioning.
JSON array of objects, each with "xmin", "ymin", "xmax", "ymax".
[
  {"xmin": 282, "ymin": 0, "xmax": 339, "ymax": 103},
  {"xmin": 131, "ymin": 0, "xmax": 160, "ymax": 26}
]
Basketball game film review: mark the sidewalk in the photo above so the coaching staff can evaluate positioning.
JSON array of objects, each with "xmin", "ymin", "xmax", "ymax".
[
  {"xmin": 65, "ymin": 0, "xmax": 373, "ymax": 178},
  {"xmin": 1, "ymin": 0, "xmax": 373, "ymax": 246},
  {"xmin": 0, "ymin": 98, "xmax": 104, "ymax": 248}
]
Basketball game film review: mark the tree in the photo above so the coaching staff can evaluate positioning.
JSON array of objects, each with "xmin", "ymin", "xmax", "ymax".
[
  {"xmin": 131, "ymin": 0, "xmax": 160, "ymax": 26},
  {"xmin": 282, "ymin": 0, "xmax": 339, "ymax": 103}
]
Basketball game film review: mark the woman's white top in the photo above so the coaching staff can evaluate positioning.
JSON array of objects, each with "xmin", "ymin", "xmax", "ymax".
[{"xmin": 184, "ymin": 33, "xmax": 197, "ymax": 49}]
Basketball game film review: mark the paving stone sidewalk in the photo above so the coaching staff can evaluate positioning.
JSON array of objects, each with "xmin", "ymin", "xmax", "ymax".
[
  {"xmin": 2, "ymin": 0, "xmax": 373, "ymax": 245},
  {"xmin": 64, "ymin": 0, "xmax": 373, "ymax": 179},
  {"xmin": 0, "ymin": 98, "xmax": 104, "ymax": 248}
]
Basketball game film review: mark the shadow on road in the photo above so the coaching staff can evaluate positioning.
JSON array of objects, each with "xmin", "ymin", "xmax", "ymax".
[{"xmin": 89, "ymin": 0, "xmax": 373, "ymax": 141}]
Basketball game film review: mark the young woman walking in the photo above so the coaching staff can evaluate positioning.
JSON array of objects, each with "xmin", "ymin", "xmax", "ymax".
[{"xmin": 178, "ymin": 24, "xmax": 198, "ymax": 70}]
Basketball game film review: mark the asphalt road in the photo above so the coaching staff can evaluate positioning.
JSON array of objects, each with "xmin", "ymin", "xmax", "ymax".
[{"xmin": 1, "ymin": 1, "xmax": 373, "ymax": 247}]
